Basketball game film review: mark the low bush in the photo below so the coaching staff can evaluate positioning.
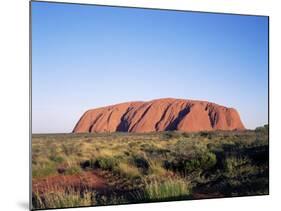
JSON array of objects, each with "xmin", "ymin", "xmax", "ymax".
[
  {"xmin": 255, "ymin": 124, "xmax": 269, "ymax": 133},
  {"xmin": 133, "ymin": 155, "xmax": 149, "ymax": 173},
  {"xmin": 164, "ymin": 151, "xmax": 217, "ymax": 174},
  {"xmin": 95, "ymin": 157, "xmax": 119, "ymax": 171}
]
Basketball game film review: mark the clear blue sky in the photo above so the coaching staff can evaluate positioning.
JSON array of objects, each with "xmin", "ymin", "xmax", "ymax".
[{"xmin": 32, "ymin": 2, "xmax": 268, "ymax": 133}]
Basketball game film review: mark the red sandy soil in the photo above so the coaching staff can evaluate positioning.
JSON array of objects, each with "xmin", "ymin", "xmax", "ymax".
[
  {"xmin": 73, "ymin": 98, "xmax": 245, "ymax": 133},
  {"xmin": 32, "ymin": 171, "xmax": 108, "ymax": 194}
]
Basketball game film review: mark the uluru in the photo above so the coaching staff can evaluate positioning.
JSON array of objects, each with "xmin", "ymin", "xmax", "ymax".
[{"xmin": 73, "ymin": 98, "xmax": 245, "ymax": 133}]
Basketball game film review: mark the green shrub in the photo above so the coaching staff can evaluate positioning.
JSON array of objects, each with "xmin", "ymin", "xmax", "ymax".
[
  {"xmin": 222, "ymin": 156, "xmax": 258, "ymax": 178},
  {"xmin": 185, "ymin": 152, "xmax": 217, "ymax": 172},
  {"xmin": 224, "ymin": 156, "xmax": 247, "ymax": 172},
  {"xmin": 164, "ymin": 151, "xmax": 217, "ymax": 173},
  {"xmin": 80, "ymin": 159, "xmax": 96, "ymax": 170},
  {"xmin": 133, "ymin": 155, "xmax": 149, "ymax": 172},
  {"xmin": 255, "ymin": 124, "xmax": 268, "ymax": 133},
  {"xmin": 95, "ymin": 157, "xmax": 119, "ymax": 171}
]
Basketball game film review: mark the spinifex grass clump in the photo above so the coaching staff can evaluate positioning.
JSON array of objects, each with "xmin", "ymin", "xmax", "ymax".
[
  {"xmin": 116, "ymin": 162, "xmax": 141, "ymax": 179},
  {"xmin": 32, "ymin": 188, "xmax": 96, "ymax": 209},
  {"xmin": 144, "ymin": 176, "xmax": 191, "ymax": 200}
]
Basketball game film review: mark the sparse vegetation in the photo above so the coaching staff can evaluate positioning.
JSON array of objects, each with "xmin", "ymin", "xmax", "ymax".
[{"xmin": 32, "ymin": 126, "xmax": 269, "ymax": 209}]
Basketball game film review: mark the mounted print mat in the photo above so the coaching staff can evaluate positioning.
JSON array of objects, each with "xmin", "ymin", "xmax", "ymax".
[{"xmin": 31, "ymin": 1, "xmax": 269, "ymax": 210}]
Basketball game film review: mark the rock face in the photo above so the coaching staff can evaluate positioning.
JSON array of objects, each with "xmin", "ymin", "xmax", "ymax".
[{"xmin": 73, "ymin": 98, "xmax": 245, "ymax": 133}]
